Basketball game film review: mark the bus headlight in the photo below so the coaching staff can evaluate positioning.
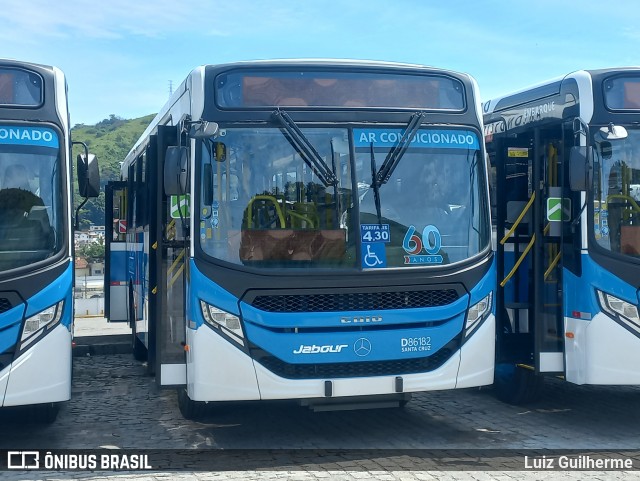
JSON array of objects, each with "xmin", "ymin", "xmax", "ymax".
[
  {"xmin": 200, "ymin": 300, "xmax": 245, "ymax": 346},
  {"xmin": 465, "ymin": 292, "xmax": 492, "ymax": 337},
  {"xmin": 21, "ymin": 301, "xmax": 64, "ymax": 348},
  {"xmin": 596, "ymin": 290, "xmax": 640, "ymax": 334}
]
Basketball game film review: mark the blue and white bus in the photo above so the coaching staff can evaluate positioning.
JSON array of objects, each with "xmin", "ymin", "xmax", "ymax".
[
  {"xmin": 484, "ymin": 67, "xmax": 640, "ymax": 403},
  {"xmin": 0, "ymin": 59, "xmax": 98, "ymax": 422},
  {"xmin": 106, "ymin": 60, "xmax": 494, "ymax": 417}
]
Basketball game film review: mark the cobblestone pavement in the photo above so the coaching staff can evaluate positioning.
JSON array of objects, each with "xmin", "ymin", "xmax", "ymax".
[{"xmin": 0, "ymin": 353, "xmax": 639, "ymax": 480}]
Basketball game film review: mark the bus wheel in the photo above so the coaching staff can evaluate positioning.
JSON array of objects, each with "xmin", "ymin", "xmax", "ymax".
[
  {"xmin": 494, "ymin": 363, "xmax": 544, "ymax": 405},
  {"xmin": 31, "ymin": 402, "xmax": 59, "ymax": 424},
  {"xmin": 177, "ymin": 388, "xmax": 206, "ymax": 420}
]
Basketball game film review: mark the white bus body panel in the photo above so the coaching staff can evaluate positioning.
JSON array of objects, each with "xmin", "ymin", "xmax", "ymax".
[
  {"xmin": 187, "ymin": 325, "xmax": 260, "ymax": 401},
  {"xmin": 1, "ymin": 324, "xmax": 71, "ymax": 406},
  {"xmin": 565, "ymin": 313, "xmax": 640, "ymax": 385},
  {"xmin": 0, "ymin": 364, "xmax": 8, "ymax": 404},
  {"xmin": 456, "ymin": 315, "xmax": 495, "ymax": 388},
  {"xmin": 186, "ymin": 314, "xmax": 495, "ymax": 401}
]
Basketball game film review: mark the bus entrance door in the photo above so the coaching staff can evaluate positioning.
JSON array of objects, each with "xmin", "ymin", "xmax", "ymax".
[
  {"xmin": 494, "ymin": 129, "xmax": 565, "ymax": 402},
  {"xmin": 105, "ymin": 181, "xmax": 128, "ymax": 322},
  {"xmin": 495, "ymin": 138, "xmax": 535, "ymax": 369},
  {"xmin": 532, "ymin": 135, "xmax": 565, "ymax": 375},
  {"xmin": 155, "ymin": 126, "xmax": 188, "ymax": 387}
]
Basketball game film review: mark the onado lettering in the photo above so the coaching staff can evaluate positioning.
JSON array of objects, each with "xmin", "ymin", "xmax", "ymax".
[{"xmin": 0, "ymin": 126, "xmax": 58, "ymax": 147}]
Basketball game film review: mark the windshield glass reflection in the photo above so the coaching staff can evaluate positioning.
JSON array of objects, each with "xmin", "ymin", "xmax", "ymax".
[
  {"xmin": 356, "ymin": 128, "xmax": 489, "ymax": 267},
  {"xmin": 593, "ymin": 128, "xmax": 640, "ymax": 257},
  {"xmin": 0, "ymin": 127, "xmax": 64, "ymax": 271},
  {"xmin": 198, "ymin": 126, "xmax": 490, "ymax": 269}
]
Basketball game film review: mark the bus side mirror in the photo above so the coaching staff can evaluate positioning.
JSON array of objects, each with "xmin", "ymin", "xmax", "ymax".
[
  {"xmin": 188, "ymin": 120, "xmax": 218, "ymax": 139},
  {"xmin": 569, "ymin": 146, "xmax": 590, "ymax": 192},
  {"xmin": 164, "ymin": 146, "xmax": 188, "ymax": 195},
  {"xmin": 77, "ymin": 153, "xmax": 100, "ymax": 198}
]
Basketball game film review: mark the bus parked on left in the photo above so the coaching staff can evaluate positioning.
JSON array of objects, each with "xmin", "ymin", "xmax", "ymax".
[{"xmin": 0, "ymin": 59, "xmax": 98, "ymax": 422}]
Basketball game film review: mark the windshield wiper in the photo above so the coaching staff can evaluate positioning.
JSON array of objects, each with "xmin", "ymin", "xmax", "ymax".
[
  {"xmin": 273, "ymin": 109, "xmax": 338, "ymax": 187},
  {"xmin": 374, "ymin": 111, "xmax": 426, "ymax": 186},
  {"xmin": 370, "ymin": 142, "xmax": 382, "ymax": 225}
]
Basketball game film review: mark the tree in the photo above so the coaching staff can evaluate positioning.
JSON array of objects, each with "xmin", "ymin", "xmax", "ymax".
[{"xmin": 77, "ymin": 242, "xmax": 105, "ymax": 262}]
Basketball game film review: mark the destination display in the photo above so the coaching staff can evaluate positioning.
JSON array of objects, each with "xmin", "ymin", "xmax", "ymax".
[{"xmin": 0, "ymin": 68, "xmax": 42, "ymax": 107}]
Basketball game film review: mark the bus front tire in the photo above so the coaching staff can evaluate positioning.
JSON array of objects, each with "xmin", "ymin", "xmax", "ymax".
[
  {"xmin": 31, "ymin": 402, "xmax": 59, "ymax": 424},
  {"xmin": 177, "ymin": 388, "xmax": 207, "ymax": 420},
  {"xmin": 494, "ymin": 363, "xmax": 544, "ymax": 405}
]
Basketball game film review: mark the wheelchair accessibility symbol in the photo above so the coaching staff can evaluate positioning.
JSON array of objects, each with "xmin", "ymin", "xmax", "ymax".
[{"xmin": 362, "ymin": 243, "xmax": 386, "ymax": 268}]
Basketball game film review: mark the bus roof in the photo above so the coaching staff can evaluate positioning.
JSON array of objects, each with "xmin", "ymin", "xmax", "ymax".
[
  {"xmin": 122, "ymin": 59, "xmax": 480, "ymax": 172},
  {"xmin": 0, "ymin": 58, "xmax": 68, "ymax": 133},
  {"xmin": 483, "ymin": 66, "xmax": 640, "ymax": 115},
  {"xmin": 196, "ymin": 58, "xmax": 473, "ymax": 77},
  {"xmin": 0, "ymin": 57, "xmax": 55, "ymax": 71}
]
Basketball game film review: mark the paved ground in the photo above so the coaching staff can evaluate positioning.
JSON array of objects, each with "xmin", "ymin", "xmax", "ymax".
[
  {"xmin": 73, "ymin": 316, "xmax": 131, "ymax": 338},
  {"xmin": 0, "ymin": 319, "xmax": 638, "ymax": 480}
]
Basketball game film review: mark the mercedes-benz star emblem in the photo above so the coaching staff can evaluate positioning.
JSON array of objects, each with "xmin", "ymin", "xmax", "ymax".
[{"xmin": 353, "ymin": 338, "xmax": 372, "ymax": 357}]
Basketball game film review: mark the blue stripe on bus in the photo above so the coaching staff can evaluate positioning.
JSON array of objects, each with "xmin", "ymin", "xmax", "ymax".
[
  {"xmin": 564, "ymin": 254, "xmax": 638, "ymax": 319},
  {"xmin": 0, "ymin": 305, "xmax": 24, "ymax": 354},
  {"xmin": 24, "ymin": 262, "xmax": 73, "ymax": 327},
  {"xmin": 0, "ymin": 262, "xmax": 73, "ymax": 354},
  {"xmin": 244, "ymin": 315, "xmax": 464, "ymax": 364},
  {"xmin": 245, "ymin": 311, "xmax": 465, "ymax": 364},
  {"xmin": 188, "ymin": 260, "xmax": 242, "ymax": 325}
]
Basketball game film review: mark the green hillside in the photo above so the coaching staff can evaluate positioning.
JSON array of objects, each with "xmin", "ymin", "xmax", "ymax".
[{"xmin": 71, "ymin": 114, "xmax": 155, "ymax": 229}]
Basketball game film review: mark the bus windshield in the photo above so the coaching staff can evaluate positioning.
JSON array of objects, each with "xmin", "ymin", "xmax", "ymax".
[
  {"xmin": 593, "ymin": 127, "xmax": 640, "ymax": 258},
  {"xmin": 0, "ymin": 125, "xmax": 64, "ymax": 271},
  {"xmin": 198, "ymin": 126, "xmax": 489, "ymax": 269}
]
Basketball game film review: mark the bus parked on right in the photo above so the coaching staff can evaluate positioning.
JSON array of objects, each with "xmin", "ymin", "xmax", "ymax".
[{"xmin": 484, "ymin": 68, "xmax": 640, "ymax": 403}]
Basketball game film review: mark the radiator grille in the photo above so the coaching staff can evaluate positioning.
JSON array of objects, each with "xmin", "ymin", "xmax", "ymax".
[{"xmin": 251, "ymin": 289, "xmax": 459, "ymax": 313}]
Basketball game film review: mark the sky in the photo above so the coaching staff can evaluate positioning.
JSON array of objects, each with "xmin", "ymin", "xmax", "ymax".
[{"xmin": 3, "ymin": 0, "xmax": 640, "ymax": 126}]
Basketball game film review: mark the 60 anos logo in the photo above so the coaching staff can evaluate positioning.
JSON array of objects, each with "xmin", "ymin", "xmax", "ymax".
[{"xmin": 402, "ymin": 225, "xmax": 443, "ymax": 265}]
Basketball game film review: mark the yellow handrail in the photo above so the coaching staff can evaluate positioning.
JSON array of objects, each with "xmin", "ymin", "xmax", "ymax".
[
  {"xmin": 500, "ymin": 223, "xmax": 553, "ymax": 286},
  {"xmin": 169, "ymin": 264, "xmax": 184, "ymax": 289},
  {"xmin": 247, "ymin": 195, "xmax": 286, "ymax": 229},
  {"xmin": 500, "ymin": 234, "xmax": 535, "ymax": 287},
  {"xmin": 500, "ymin": 192, "xmax": 536, "ymax": 245},
  {"xmin": 607, "ymin": 194, "xmax": 640, "ymax": 212},
  {"xmin": 288, "ymin": 211, "xmax": 315, "ymax": 228},
  {"xmin": 168, "ymin": 249, "xmax": 185, "ymax": 276},
  {"xmin": 544, "ymin": 252, "xmax": 561, "ymax": 280}
]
